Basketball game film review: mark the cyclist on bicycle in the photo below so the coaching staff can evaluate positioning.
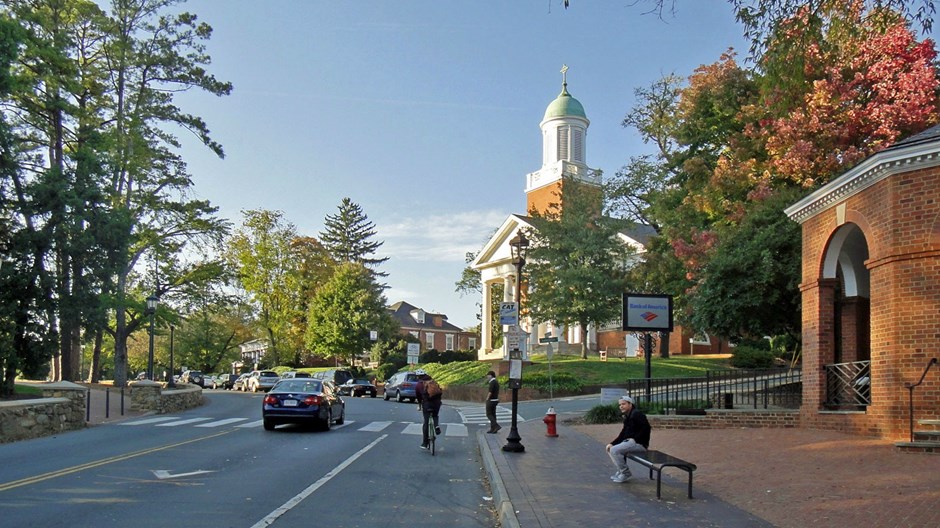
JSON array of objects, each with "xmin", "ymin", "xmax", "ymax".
[{"xmin": 415, "ymin": 369, "xmax": 442, "ymax": 450}]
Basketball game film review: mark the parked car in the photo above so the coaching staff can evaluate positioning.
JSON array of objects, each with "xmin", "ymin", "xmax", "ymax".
[
  {"xmin": 262, "ymin": 378, "xmax": 345, "ymax": 431},
  {"xmin": 180, "ymin": 370, "xmax": 207, "ymax": 388},
  {"xmin": 233, "ymin": 373, "xmax": 251, "ymax": 391},
  {"xmin": 312, "ymin": 369, "xmax": 353, "ymax": 386},
  {"xmin": 247, "ymin": 370, "xmax": 280, "ymax": 392},
  {"xmin": 383, "ymin": 371, "xmax": 419, "ymax": 402},
  {"xmin": 217, "ymin": 374, "xmax": 239, "ymax": 390},
  {"xmin": 339, "ymin": 378, "xmax": 377, "ymax": 398},
  {"xmin": 280, "ymin": 371, "xmax": 312, "ymax": 379}
]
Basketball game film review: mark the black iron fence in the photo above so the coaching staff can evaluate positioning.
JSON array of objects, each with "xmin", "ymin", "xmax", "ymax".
[
  {"xmin": 624, "ymin": 368, "xmax": 803, "ymax": 412},
  {"xmin": 823, "ymin": 360, "xmax": 870, "ymax": 409}
]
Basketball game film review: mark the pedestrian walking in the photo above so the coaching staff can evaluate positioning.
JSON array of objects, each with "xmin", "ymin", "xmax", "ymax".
[{"xmin": 485, "ymin": 370, "xmax": 501, "ymax": 434}]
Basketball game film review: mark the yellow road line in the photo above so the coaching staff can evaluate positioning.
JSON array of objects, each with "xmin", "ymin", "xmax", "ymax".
[{"xmin": 0, "ymin": 430, "xmax": 232, "ymax": 492}]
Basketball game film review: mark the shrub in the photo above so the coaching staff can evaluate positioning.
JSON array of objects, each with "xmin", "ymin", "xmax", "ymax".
[
  {"xmin": 730, "ymin": 345, "xmax": 775, "ymax": 368},
  {"xmin": 584, "ymin": 403, "xmax": 621, "ymax": 424}
]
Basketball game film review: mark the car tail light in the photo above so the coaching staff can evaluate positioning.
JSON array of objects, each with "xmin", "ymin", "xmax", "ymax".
[
  {"xmin": 263, "ymin": 395, "xmax": 278, "ymax": 405},
  {"xmin": 303, "ymin": 395, "xmax": 321, "ymax": 406},
  {"xmin": 402, "ymin": 382, "xmax": 414, "ymax": 388}
]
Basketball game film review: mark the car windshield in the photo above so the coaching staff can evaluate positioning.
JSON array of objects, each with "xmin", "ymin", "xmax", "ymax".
[
  {"xmin": 405, "ymin": 374, "xmax": 418, "ymax": 381},
  {"xmin": 275, "ymin": 380, "xmax": 322, "ymax": 393},
  {"xmin": 353, "ymin": 379, "xmax": 371, "ymax": 384}
]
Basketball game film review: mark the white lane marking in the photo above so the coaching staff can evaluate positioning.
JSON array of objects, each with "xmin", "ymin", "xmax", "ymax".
[
  {"xmin": 358, "ymin": 421, "xmax": 392, "ymax": 432},
  {"xmin": 236, "ymin": 420, "xmax": 263, "ymax": 428},
  {"xmin": 156, "ymin": 417, "xmax": 213, "ymax": 427},
  {"xmin": 120, "ymin": 416, "xmax": 180, "ymax": 425},
  {"xmin": 195, "ymin": 418, "xmax": 249, "ymax": 427},
  {"xmin": 402, "ymin": 423, "xmax": 423, "ymax": 435},
  {"xmin": 446, "ymin": 424, "xmax": 469, "ymax": 437},
  {"xmin": 249, "ymin": 434, "xmax": 388, "ymax": 528}
]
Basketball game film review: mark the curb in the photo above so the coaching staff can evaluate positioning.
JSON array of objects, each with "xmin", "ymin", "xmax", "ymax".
[{"xmin": 477, "ymin": 429, "xmax": 520, "ymax": 528}]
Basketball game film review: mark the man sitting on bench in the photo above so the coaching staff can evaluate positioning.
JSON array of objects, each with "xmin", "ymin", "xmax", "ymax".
[{"xmin": 605, "ymin": 395, "xmax": 651, "ymax": 483}]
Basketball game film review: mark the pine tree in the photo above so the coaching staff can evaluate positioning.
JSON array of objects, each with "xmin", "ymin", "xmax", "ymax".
[{"xmin": 320, "ymin": 198, "xmax": 389, "ymax": 280}]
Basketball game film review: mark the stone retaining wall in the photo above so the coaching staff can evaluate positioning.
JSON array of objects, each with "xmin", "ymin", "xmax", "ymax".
[
  {"xmin": 0, "ymin": 381, "xmax": 87, "ymax": 444},
  {"xmin": 130, "ymin": 380, "xmax": 203, "ymax": 413}
]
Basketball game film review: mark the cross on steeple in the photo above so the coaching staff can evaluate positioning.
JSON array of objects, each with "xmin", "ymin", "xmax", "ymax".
[{"xmin": 560, "ymin": 64, "xmax": 569, "ymax": 92}]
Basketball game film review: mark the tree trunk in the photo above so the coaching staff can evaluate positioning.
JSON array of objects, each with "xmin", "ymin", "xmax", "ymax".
[{"xmin": 90, "ymin": 329, "xmax": 103, "ymax": 383}]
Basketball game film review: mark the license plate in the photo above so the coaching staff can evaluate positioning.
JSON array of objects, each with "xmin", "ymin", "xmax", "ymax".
[{"xmin": 283, "ymin": 399, "xmax": 298, "ymax": 407}]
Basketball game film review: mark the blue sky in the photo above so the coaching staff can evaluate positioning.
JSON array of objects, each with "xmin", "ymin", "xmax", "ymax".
[{"xmin": 172, "ymin": 0, "xmax": 749, "ymax": 329}]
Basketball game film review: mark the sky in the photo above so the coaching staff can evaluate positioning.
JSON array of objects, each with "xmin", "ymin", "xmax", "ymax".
[{"xmin": 170, "ymin": 0, "xmax": 750, "ymax": 329}]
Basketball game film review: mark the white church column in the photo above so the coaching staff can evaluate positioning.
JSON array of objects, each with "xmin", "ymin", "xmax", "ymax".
[{"xmin": 481, "ymin": 280, "xmax": 494, "ymax": 353}]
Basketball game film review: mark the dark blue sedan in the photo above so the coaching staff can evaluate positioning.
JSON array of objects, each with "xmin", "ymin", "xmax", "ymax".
[{"xmin": 262, "ymin": 379, "xmax": 345, "ymax": 431}]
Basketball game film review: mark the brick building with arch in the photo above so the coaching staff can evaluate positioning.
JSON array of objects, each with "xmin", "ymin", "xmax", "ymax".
[{"xmin": 785, "ymin": 124, "xmax": 940, "ymax": 441}]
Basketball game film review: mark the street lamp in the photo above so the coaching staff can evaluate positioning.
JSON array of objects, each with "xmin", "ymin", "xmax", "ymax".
[
  {"xmin": 167, "ymin": 324, "xmax": 176, "ymax": 388},
  {"xmin": 503, "ymin": 232, "xmax": 528, "ymax": 453},
  {"xmin": 145, "ymin": 294, "xmax": 159, "ymax": 381}
]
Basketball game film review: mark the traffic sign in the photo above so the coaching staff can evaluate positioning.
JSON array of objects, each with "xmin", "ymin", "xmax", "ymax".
[
  {"xmin": 499, "ymin": 302, "xmax": 518, "ymax": 326},
  {"xmin": 539, "ymin": 336, "xmax": 558, "ymax": 343}
]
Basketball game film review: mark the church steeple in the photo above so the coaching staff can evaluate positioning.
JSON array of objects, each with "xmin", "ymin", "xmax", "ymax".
[{"xmin": 525, "ymin": 65, "xmax": 599, "ymax": 216}]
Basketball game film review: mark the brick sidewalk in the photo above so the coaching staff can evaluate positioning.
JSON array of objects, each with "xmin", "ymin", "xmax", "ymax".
[{"xmin": 575, "ymin": 424, "xmax": 940, "ymax": 528}]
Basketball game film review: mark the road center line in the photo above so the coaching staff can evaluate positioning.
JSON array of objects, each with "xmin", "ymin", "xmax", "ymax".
[
  {"xmin": 0, "ymin": 430, "xmax": 232, "ymax": 492},
  {"xmin": 250, "ymin": 434, "xmax": 389, "ymax": 528}
]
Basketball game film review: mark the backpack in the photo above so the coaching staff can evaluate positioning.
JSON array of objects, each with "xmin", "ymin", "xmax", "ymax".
[{"xmin": 425, "ymin": 378, "xmax": 442, "ymax": 398}]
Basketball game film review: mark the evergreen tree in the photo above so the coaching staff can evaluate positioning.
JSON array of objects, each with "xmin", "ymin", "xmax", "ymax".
[{"xmin": 320, "ymin": 198, "xmax": 389, "ymax": 282}]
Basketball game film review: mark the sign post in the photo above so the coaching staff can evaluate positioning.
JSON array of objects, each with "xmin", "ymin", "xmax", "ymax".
[
  {"xmin": 539, "ymin": 334, "xmax": 559, "ymax": 399},
  {"xmin": 406, "ymin": 343, "xmax": 420, "ymax": 366}
]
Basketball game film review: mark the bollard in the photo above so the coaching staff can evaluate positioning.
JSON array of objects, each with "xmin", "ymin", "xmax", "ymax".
[{"xmin": 543, "ymin": 407, "xmax": 558, "ymax": 437}]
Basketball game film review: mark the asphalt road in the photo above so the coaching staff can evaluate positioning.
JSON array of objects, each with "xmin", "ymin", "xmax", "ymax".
[{"xmin": 0, "ymin": 391, "xmax": 497, "ymax": 528}]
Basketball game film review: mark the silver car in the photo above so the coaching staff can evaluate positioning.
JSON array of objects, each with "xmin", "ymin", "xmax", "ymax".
[{"xmin": 247, "ymin": 370, "xmax": 280, "ymax": 392}]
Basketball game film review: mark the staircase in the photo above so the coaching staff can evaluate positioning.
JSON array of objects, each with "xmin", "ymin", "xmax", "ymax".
[{"xmin": 895, "ymin": 419, "xmax": 940, "ymax": 453}]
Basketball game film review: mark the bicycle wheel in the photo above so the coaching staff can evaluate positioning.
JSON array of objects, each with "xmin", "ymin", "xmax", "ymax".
[{"xmin": 428, "ymin": 422, "xmax": 436, "ymax": 456}]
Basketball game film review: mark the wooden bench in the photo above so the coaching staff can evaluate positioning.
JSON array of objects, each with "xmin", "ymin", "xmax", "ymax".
[{"xmin": 625, "ymin": 450, "xmax": 697, "ymax": 499}]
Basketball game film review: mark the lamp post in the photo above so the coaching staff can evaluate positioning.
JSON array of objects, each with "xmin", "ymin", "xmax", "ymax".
[
  {"xmin": 503, "ymin": 232, "xmax": 528, "ymax": 453},
  {"xmin": 167, "ymin": 324, "xmax": 176, "ymax": 388},
  {"xmin": 145, "ymin": 294, "xmax": 158, "ymax": 381}
]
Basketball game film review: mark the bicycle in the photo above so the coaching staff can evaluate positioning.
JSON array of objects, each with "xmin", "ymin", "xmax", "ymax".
[{"xmin": 426, "ymin": 418, "xmax": 436, "ymax": 456}]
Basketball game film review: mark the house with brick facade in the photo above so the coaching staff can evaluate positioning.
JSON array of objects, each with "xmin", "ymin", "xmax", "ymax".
[
  {"xmin": 388, "ymin": 301, "xmax": 479, "ymax": 352},
  {"xmin": 785, "ymin": 124, "xmax": 940, "ymax": 442}
]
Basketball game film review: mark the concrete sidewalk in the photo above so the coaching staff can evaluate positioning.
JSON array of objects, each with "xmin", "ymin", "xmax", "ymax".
[
  {"xmin": 479, "ymin": 419, "xmax": 771, "ymax": 528},
  {"xmin": 80, "ymin": 384, "xmax": 148, "ymax": 425}
]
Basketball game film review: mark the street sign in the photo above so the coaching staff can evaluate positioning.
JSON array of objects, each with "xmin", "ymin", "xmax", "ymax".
[
  {"xmin": 499, "ymin": 302, "xmax": 518, "ymax": 326},
  {"xmin": 539, "ymin": 336, "xmax": 558, "ymax": 343}
]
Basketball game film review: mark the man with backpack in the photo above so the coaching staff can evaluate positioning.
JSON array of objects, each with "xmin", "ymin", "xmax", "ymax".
[{"xmin": 415, "ymin": 369, "xmax": 442, "ymax": 450}]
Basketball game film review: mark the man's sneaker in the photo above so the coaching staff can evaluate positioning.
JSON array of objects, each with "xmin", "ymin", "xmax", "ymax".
[
  {"xmin": 419, "ymin": 443, "xmax": 430, "ymax": 450},
  {"xmin": 611, "ymin": 474, "xmax": 632, "ymax": 483},
  {"xmin": 610, "ymin": 472, "xmax": 622, "ymax": 480},
  {"xmin": 435, "ymin": 426, "xmax": 442, "ymax": 435},
  {"xmin": 492, "ymin": 424, "xmax": 502, "ymax": 433}
]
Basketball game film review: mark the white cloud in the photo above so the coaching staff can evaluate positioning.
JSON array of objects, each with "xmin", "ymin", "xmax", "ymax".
[{"xmin": 378, "ymin": 209, "xmax": 507, "ymax": 263}]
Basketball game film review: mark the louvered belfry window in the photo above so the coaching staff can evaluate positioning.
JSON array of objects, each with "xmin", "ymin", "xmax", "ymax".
[
  {"xmin": 557, "ymin": 126, "xmax": 569, "ymax": 160},
  {"xmin": 573, "ymin": 128, "xmax": 584, "ymax": 162}
]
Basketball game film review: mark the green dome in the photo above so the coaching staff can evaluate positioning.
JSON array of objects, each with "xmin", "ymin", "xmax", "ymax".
[{"xmin": 543, "ymin": 86, "xmax": 586, "ymax": 120}]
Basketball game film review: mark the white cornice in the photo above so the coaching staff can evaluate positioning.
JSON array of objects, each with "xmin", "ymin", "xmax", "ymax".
[{"xmin": 785, "ymin": 142, "xmax": 940, "ymax": 224}]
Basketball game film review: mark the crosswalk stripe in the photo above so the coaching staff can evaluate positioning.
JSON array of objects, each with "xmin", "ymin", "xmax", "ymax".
[
  {"xmin": 156, "ymin": 417, "xmax": 213, "ymax": 427},
  {"xmin": 236, "ymin": 420, "xmax": 263, "ymax": 428},
  {"xmin": 195, "ymin": 418, "xmax": 249, "ymax": 427},
  {"xmin": 358, "ymin": 421, "xmax": 392, "ymax": 432},
  {"xmin": 121, "ymin": 416, "xmax": 180, "ymax": 425},
  {"xmin": 402, "ymin": 423, "xmax": 423, "ymax": 435}
]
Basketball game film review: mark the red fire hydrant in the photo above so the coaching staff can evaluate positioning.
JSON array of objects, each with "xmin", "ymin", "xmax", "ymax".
[{"xmin": 543, "ymin": 407, "xmax": 558, "ymax": 437}]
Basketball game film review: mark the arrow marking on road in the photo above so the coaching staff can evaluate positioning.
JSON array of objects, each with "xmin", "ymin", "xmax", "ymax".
[{"xmin": 151, "ymin": 469, "xmax": 215, "ymax": 480}]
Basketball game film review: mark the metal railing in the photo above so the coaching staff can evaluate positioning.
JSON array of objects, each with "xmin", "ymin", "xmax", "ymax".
[
  {"xmin": 823, "ymin": 360, "xmax": 870, "ymax": 409},
  {"xmin": 905, "ymin": 358, "xmax": 938, "ymax": 442},
  {"xmin": 624, "ymin": 368, "xmax": 803, "ymax": 412}
]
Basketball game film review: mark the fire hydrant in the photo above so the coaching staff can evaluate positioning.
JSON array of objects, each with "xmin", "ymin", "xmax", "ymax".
[{"xmin": 543, "ymin": 407, "xmax": 558, "ymax": 437}]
